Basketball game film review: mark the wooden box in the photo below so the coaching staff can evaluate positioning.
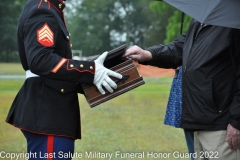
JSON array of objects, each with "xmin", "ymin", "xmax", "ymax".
[{"xmin": 82, "ymin": 45, "xmax": 145, "ymax": 107}]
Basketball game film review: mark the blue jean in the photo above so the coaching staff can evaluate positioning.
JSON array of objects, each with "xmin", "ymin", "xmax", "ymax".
[{"xmin": 184, "ymin": 129, "xmax": 194, "ymax": 160}]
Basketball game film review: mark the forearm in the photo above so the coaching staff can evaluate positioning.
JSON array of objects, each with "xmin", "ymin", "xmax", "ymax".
[{"xmin": 140, "ymin": 34, "xmax": 185, "ymax": 69}]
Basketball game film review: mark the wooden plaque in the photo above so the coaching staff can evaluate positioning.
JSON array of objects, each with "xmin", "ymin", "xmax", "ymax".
[{"xmin": 81, "ymin": 45, "xmax": 145, "ymax": 107}]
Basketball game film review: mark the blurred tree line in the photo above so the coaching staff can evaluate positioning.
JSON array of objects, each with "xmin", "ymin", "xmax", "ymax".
[{"xmin": 0, "ymin": 0, "xmax": 191, "ymax": 62}]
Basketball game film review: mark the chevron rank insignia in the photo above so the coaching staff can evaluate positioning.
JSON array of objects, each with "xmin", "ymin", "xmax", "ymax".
[{"xmin": 37, "ymin": 23, "xmax": 54, "ymax": 47}]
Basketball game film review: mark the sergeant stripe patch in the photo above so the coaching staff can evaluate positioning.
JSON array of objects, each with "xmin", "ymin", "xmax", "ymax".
[
  {"xmin": 51, "ymin": 58, "xmax": 67, "ymax": 73},
  {"xmin": 37, "ymin": 23, "xmax": 54, "ymax": 47}
]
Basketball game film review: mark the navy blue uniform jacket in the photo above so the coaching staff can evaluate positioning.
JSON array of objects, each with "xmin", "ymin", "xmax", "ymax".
[
  {"xmin": 142, "ymin": 20, "xmax": 240, "ymax": 131},
  {"xmin": 6, "ymin": 0, "xmax": 95, "ymax": 139}
]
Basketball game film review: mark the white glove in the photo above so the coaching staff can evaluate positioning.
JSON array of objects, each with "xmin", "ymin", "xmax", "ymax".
[{"xmin": 94, "ymin": 51, "xmax": 123, "ymax": 95}]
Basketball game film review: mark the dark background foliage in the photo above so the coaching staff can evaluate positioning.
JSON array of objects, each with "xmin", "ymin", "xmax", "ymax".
[{"xmin": 0, "ymin": 0, "xmax": 191, "ymax": 62}]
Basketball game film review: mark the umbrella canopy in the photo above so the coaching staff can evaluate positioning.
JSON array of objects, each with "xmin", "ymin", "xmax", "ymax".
[{"xmin": 163, "ymin": 0, "xmax": 240, "ymax": 29}]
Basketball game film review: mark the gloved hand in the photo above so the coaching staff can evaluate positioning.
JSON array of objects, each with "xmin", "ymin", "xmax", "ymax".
[
  {"xmin": 94, "ymin": 51, "xmax": 122, "ymax": 95},
  {"xmin": 226, "ymin": 124, "xmax": 240, "ymax": 150}
]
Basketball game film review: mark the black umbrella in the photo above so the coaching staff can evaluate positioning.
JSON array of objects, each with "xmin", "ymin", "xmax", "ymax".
[{"xmin": 163, "ymin": 0, "xmax": 240, "ymax": 29}]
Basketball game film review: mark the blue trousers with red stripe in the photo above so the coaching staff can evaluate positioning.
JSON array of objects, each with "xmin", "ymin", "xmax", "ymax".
[{"xmin": 22, "ymin": 130, "xmax": 75, "ymax": 160}]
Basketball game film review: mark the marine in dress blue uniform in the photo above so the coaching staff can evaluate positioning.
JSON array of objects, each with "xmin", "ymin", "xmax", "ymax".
[{"xmin": 6, "ymin": 0, "xmax": 122, "ymax": 159}]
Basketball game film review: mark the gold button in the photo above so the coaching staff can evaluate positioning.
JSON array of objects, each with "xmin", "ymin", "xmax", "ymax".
[
  {"xmin": 44, "ymin": 0, "xmax": 47, "ymax": 2},
  {"xmin": 70, "ymin": 64, "xmax": 74, "ymax": 68},
  {"xmin": 66, "ymin": 36, "xmax": 69, "ymax": 40},
  {"xmin": 90, "ymin": 66, "xmax": 93, "ymax": 70},
  {"xmin": 59, "ymin": 3, "xmax": 62, "ymax": 9},
  {"xmin": 61, "ymin": 89, "xmax": 64, "ymax": 93},
  {"xmin": 70, "ymin": 44, "xmax": 73, "ymax": 48},
  {"xmin": 80, "ymin": 64, "xmax": 84, "ymax": 68}
]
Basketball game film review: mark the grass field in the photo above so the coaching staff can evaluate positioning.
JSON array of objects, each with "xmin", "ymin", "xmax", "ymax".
[
  {"xmin": 0, "ymin": 63, "xmax": 189, "ymax": 160},
  {"xmin": 0, "ymin": 63, "xmax": 25, "ymax": 75}
]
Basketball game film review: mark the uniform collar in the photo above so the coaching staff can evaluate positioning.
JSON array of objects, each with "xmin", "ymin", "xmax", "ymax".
[{"xmin": 48, "ymin": 0, "xmax": 66, "ymax": 12}]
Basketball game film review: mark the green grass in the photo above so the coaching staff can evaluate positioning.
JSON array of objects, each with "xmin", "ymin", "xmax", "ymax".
[
  {"xmin": 0, "ymin": 63, "xmax": 25, "ymax": 75},
  {"xmin": 0, "ymin": 63, "xmax": 188, "ymax": 160}
]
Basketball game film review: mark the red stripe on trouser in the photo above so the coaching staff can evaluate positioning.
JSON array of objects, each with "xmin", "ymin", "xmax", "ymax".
[{"xmin": 47, "ymin": 135, "xmax": 54, "ymax": 160}]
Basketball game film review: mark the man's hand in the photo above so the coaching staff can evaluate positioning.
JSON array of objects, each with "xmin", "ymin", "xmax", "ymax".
[
  {"xmin": 94, "ymin": 51, "xmax": 122, "ymax": 95},
  {"xmin": 226, "ymin": 124, "xmax": 240, "ymax": 150},
  {"xmin": 122, "ymin": 45, "xmax": 152, "ymax": 62}
]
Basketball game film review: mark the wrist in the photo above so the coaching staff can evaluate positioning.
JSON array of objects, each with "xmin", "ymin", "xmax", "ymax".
[{"xmin": 143, "ymin": 50, "xmax": 152, "ymax": 61}]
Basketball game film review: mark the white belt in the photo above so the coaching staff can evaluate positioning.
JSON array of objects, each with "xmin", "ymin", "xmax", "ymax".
[{"xmin": 26, "ymin": 70, "xmax": 39, "ymax": 78}]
